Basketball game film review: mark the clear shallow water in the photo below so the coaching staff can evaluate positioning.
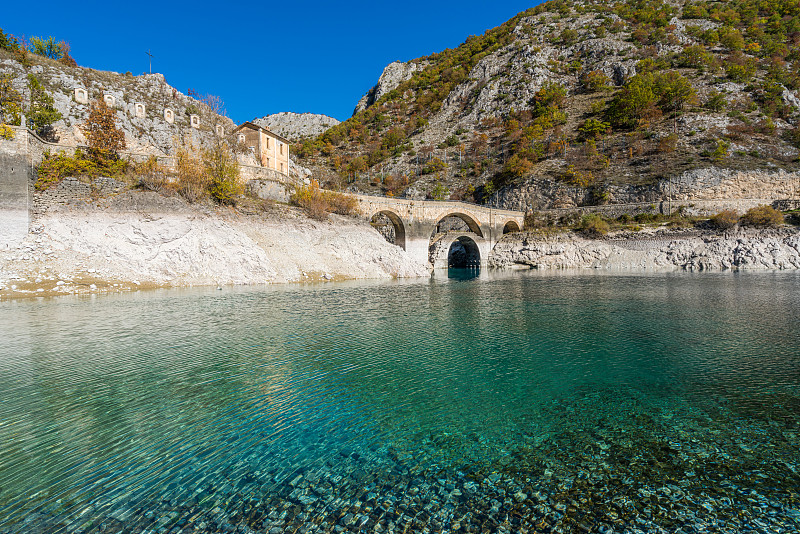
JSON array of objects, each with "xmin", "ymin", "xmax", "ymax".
[{"xmin": 0, "ymin": 271, "xmax": 799, "ymax": 533}]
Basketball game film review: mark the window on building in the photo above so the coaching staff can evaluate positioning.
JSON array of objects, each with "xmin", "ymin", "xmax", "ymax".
[
  {"xmin": 280, "ymin": 162, "xmax": 284, "ymax": 173},
  {"xmin": 265, "ymin": 138, "xmax": 270, "ymax": 149},
  {"xmin": 279, "ymin": 143, "xmax": 284, "ymax": 155}
]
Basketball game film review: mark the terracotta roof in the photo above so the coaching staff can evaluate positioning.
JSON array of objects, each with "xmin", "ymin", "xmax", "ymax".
[{"xmin": 233, "ymin": 121, "xmax": 291, "ymax": 144}]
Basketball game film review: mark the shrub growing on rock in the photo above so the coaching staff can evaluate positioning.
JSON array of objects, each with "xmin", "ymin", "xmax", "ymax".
[
  {"xmin": 36, "ymin": 148, "xmax": 126, "ymax": 191},
  {"xmin": 82, "ymin": 98, "xmax": 126, "ymax": 160},
  {"xmin": 0, "ymin": 74, "xmax": 22, "ymax": 127},
  {"xmin": 421, "ymin": 157, "xmax": 446, "ymax": 175},
  {"xmin": 27, "ymin": 74, "xmax": 61, "ymax": 140},
  {"xmin": 204, "ymin": 143, "xmax": 242, "ymax": 206},
  {"xmin": 174, "ymin": 147, "xmax": 210, "ymax": 203},
  {"xmin": 740, "ymin": 205, "xmax": 784, "ymax": 227},
  {"xmin": 291, "ymin": 181, "xmax": 357, "ymax": 221},
  {"xmin": 709, "ymin": 209, "xmax": 739, "ymax": 230},
  {"xmin": 579, "ymin": 213, "xmax": 610, "ymax": 236}
]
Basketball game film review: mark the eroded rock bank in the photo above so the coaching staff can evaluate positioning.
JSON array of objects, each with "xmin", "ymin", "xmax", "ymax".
[
  {"xmin": 0, "ymin": 191, "xmax": 429, "ymax": 298},
  {"xmin": 489, "ymin": 227, "xmax": 800, "ymax": 271}
]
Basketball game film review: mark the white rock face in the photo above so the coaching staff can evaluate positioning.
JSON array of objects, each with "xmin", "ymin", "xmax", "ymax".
[
  {"xmin": 0, "ymin": 192, "xmax": 429, "ymax": 296},
  {"xmin": 354, "ymin": 61, "xmax": 420, "ymax": 114},
  {"xmin": 0, "ymin": 58, "xmax": 234, "ymax": 157},
  {"xmin": 253, "ymin": 112, "xmax": 341, "ymax": 141},
  {"xmin": 489, "ymin": 228, "xmax": 800, "ymax": 271}
]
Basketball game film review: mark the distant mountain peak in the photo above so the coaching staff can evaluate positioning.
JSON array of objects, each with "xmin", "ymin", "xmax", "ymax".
[{"xmin": 253, "ymin": 112, "xmax": 340, "ymax": 141}]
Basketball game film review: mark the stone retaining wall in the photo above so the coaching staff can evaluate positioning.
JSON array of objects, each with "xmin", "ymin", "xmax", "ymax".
[
  {"xmin": 247, "ymin": 179, "xmax": 293, "ymax": 203},
  {"xmin": 0, "ymin": 132, "xmax": 30, "ymax": 248},
  {"xmin": 531, "ymin": 198, "xmax": 799, "ymax": 221},
  {"xmin": 31, "ymin": 176, "xmax": 128, "ymax": 220}
]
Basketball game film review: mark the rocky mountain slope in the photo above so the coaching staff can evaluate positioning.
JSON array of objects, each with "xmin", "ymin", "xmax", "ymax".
[
  {"xmin": 0, "ymin": 49, "xmax": 234, "ymax": 157},
  {"xmin": 253, "ymin": 112, "xmax": 340, "ymax": 141},
  {"xmin": 295, "ymin": 0, "xmax": 800, "ymax": 210}
]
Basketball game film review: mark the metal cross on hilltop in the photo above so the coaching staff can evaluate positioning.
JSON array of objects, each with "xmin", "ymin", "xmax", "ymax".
[{"xmin": 146, "ymin": 49, "xmax": 154, "ymax": 74}]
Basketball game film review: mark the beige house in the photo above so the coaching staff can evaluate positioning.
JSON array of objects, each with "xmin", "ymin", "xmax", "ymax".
[{"xmin": 234, "ymin": 121, "xmax": 290, "ymax": 175}]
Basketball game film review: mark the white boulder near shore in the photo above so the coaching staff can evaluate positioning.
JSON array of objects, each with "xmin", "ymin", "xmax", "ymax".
[{"xmin": 489, "ymin": 227, "xmax": 800, "ymax": 271}]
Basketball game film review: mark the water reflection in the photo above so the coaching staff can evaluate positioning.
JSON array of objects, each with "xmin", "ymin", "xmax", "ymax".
[
  {"xmin": 0, "ymin": 272, "xmax": 799, "ymax": 533},
  {"xmin": 446, "ymin": 267, "xmax": 481, "ymax": 280}
]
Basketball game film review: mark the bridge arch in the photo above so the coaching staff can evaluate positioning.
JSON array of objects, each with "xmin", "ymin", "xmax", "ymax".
[
  {"xmin": 370, "ymin": 209, "xmax": 407, "ymax": 250},
  {"xmin": 432, "ymin": 211, "xmax": 483, "ymax": 238},
  {"xmin": 429, "ymin": 232, "xmax": 487, "ymax": 269},
  {"xmin": 502, "ymin": 220, "xmax": 521, "ymax": 234},
  {"xmin": 447, "ymin": 235, "xmax": 482, "ymax": 268}
]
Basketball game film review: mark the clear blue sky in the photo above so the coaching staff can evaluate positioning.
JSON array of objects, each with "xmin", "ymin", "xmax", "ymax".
[{"xmin": 3, "ymin": 1, "xmax": 538, "ymax": 123}]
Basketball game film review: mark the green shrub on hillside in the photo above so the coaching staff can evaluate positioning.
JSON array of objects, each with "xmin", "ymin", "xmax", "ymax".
[
  {"xmin": 204, "ymin": 143, "xmax": 242, "ymax": 206},
  {"xmin": 740, "ymin": 205, "xmax": 784, "ymax": 227},
  {"xmin": 29, "ymin": 36, "xmax": 64, "ymax": 60},
  {"xmin": 0, "ymin": 28, "xmax": 20, "ymax": 52},
  {"xmin": 606, "ymin": 72, "xmax": 695, "ymax": 129},
  {"xmin": 0, "ymin": 74, "xmax": 22, "ymax": 127},
  {"xmin": 0, "ymin": 123, "xmax": 14, "ymax": 140},
  {"xmin": 27, "ymin": 74, "xmax": 61, "ymax": 139},
  {"xmin": 580, "ymin": 70, "xmax": 612, "ymax": 93},
  {"xmin": 704, "ymin": 91, "xmax": 728, "ymax": 112},
  {"xmin": 709, "ymin": 209, "xmax": 739, "ymax": 230},
  {"xmin": 578, "ymin": 118, "xmax": 612, "ymax": 140},
  {"xmin": 579, "ymin": 213, "xmax": 610, "ymax": 236},
  {"xmin": 421, "ymin": 157, "xmax": 446, "ymax": 175}
]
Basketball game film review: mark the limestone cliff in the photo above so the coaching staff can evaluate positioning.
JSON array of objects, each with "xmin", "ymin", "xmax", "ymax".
[
  {"xmin": 354, "ymin": 61, "xmax": 421, "ymax": 115},
  {"xmin": 253, "ymin": 112, "xmax": 340, "ymax": 141},
  {"xmin": 0, "ymin": 50, "xmax": 232, "ymax": 157}
]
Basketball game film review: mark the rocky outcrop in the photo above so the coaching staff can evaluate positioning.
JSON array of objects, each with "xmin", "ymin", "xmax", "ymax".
[
  {"xmin": 0, "ymin": 191, "xmax": 429, "ymax": 297},
  {"xmin": 354, "ymin": 61, "xmax": 420, "ymax": 114},
  {"xmin": 0, "ymin": 53, "xmax": 232, "ymax": 157},
  {"xmin": 253, "ymin": 112, "xmax": 340, "ymax": 141},
  {"xmin": 491, "ymin": 168, "xmax": 800, "ymax": 212},
  {"xmin": 489, "ymin": 228, "xmax": 800, "ymax": 271}
]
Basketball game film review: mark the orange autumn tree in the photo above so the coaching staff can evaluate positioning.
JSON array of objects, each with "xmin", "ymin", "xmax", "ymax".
[{"xmin": 81, "ymin": 98, "xmax": 125, "ymax": 162}]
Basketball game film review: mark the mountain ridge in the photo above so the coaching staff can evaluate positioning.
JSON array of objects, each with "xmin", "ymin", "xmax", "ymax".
[
  {"xmin": 294, "ymin": 0, "xmax": 800, "ymax": 210},
  {"xmin": 253, "ymin": 112, "xmax": 340, "ymax": 141}
]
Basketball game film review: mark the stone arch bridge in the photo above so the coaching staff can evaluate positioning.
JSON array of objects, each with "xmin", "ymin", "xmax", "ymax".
[{"xmin": 352, "ymin": 194, "xmax": 525, "ymax": 269}]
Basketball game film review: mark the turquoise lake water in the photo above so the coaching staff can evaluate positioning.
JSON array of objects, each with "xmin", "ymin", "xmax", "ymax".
[{"xmin": 0, "ymin": 270, "xmax": 799, "ymax": 533}]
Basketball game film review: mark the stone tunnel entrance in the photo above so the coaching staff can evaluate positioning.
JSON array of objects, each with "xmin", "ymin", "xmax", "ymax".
[{"xmin": 447, "ymin": 236, "xmax": 481, "ymax": 268}]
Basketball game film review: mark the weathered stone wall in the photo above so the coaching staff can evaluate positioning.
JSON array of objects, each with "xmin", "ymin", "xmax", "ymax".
[
  {"xmin": 247, "ymin": 179, "xmax": 293, "ymax": 203},
  {"xmin": 528, "ymin": 198, "xmax": 794, "ymax": 220},
  {"xmin": 0, "ymin": 132, "xmax": 30, "ymax": 248},
  {"xmin": 240, "ymin": 165, "xmax": 297, "ymax": 186},
  {"xmin": 31, "ymin": 176, "xmax": 128, "ymax": 220},
  {"xmin": 493, "ymin": 167, "xmax": 800, "ymax": 213}
]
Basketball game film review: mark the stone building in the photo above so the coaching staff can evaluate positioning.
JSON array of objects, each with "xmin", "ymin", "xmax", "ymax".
[{"xmin": 234, "ymin": 122, "xmax": 290, "ymax": 175}]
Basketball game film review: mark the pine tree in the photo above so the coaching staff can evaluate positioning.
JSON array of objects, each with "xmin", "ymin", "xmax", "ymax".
[{"xmin": 27, "ymin": 74, "xmax": 61, "ymax": 140}]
